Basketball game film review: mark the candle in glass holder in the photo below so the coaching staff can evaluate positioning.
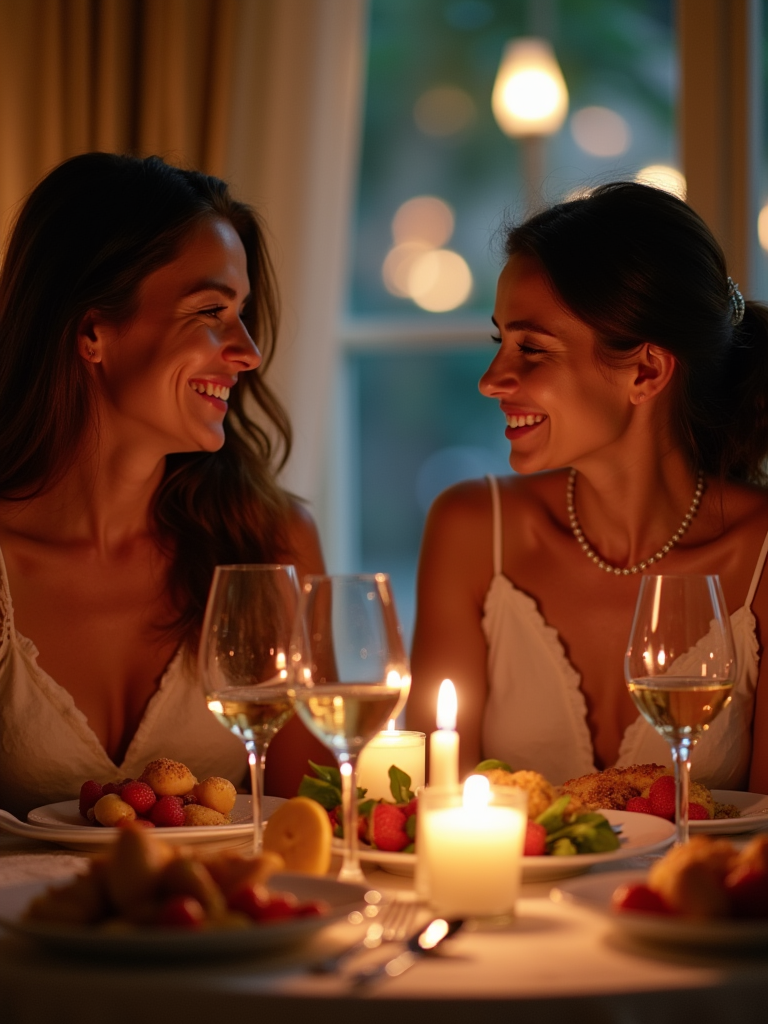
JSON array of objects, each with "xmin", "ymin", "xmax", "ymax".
[
  {"xmin": 419, "ymin": 775, "xmax": 527, "ymax": 919},
  {"xmin": 357, "ymin": 721, "xmax": 426, "ymax": 800},
  {"xmin": 429, "ymin": 678, "xmax": 459, "ymax": 786}
]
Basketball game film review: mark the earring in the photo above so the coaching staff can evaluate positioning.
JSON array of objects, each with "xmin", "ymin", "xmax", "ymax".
[{"xmin": 87, "ymin": 347, "xmax": 95, "ymax": 358}]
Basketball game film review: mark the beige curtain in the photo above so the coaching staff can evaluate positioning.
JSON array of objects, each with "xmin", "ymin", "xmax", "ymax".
[{"xmin": 0, "ymin": 0, "xmax": 367, "ymax": 513}]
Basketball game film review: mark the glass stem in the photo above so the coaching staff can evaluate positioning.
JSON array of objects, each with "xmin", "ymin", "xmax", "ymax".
[
  {"xmin": 338, "ymin": 754, "xmax": 365, "ymax": 884},
  {"xmin": 670, "ymin": 739, "xmax": 693, "ymax": 846},
  {"xmin": 248, "ymin": 743, "xmax": 268, "ymax": 857}
]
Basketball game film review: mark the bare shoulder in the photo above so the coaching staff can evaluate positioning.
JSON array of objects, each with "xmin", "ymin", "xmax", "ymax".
[{"xmin": 428, "ymin": 470, "xmax": 564, "ymax": 529}]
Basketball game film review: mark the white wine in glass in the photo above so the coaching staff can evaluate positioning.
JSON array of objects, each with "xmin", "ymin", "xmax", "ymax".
[
  {"xmin": 625, "ymin": 574, "xmax": 736, "ymax": 845},
  {"xmin": 199, "ymin": 564, "xmax": 300, "ymax": 855},
  {"xmin": 290, "ymin": 574, "xmax": 411, "ymax": 883}
]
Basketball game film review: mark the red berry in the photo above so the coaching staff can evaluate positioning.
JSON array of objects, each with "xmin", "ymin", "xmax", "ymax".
[
  {"xmin": 79, "ymin": 780, "xmax": 104, "ymax": 819},
  {"xmin": 368, "ymin": 803, "xmax": 409, "ymax": 852},
  {"xmin": 688, "ymin": 802, "xmax": 709, "ymax": 821},
  {"xmin": 228, "ymin": 885, "xmax": 298, "ymax": 922},
  {"xmin": 648, "ymin": 776, "xmax": 676, "ymax": 821},
  {"xmin": 523, "ymin": 820, "xmax": 547, "ymax": 857},
  {"xmin": 101, "ymin": 782, "xmax": 123, "ymax": 797},
  {"xmin": 255, "ymin": 894, "xmax": 300, "ymax": 922},
  {"xmin": 156, "ymin": 896, "xmax": 206, "ymax": 928},
  {"xmin": 612, "ymin": 883, "xmax": 673, "ymax": 915},
  {"xmin": 120, "ymin": 781, "xmax": 157, "ymax": 815},
  {"xmin": 296, "ymin": 899, "xmax": 330, "ymax": 918},
  {"xmin": 149, "ymin": 795, "xmax": 185, "ymax": 827},
  {"xmin": 401, "ymin": 797, "xmax": 418, "ymax": 817},
  {"xmin": 625, "ymin": 796, "xmax": 653, "ymax": 815}
]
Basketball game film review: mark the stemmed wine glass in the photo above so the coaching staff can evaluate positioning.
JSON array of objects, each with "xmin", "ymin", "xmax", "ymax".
[
  {"xmin": 199, "ymin": 564, "xmax": 300, "ymax": 855},
  {"xmin": 290, "ymin": 574, "xmax": 411, "ymax": 883},
  {"xmin": 624, "ymin": 574, "xmax": 736, "ymax": 845}
]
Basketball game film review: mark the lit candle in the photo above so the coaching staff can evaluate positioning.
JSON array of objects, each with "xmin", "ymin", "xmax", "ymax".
[
  {"xmin": 419, "ymin": 775, "xmax": 527, "ymax": 918},
  {"xmin": 357, "ymin": 720, "xmax": 426, "ymax": 801},
  {"xmin": 429, "ymin": 679, "xmax": 459, "ymax": 787}
]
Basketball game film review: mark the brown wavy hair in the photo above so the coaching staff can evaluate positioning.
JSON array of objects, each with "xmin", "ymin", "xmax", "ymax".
[
  {"xmin": 0, "ymin": 152, "xmax": 293, "ymax": 646},
  {"xmin": 504, "ymin": 182, "xmax": 768, "ymax": 485}
]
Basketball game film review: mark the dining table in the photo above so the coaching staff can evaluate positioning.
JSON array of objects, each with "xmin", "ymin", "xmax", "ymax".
[{"xmin": 2, "ymin": 819, "xmax": 768, "ymax": 1024}]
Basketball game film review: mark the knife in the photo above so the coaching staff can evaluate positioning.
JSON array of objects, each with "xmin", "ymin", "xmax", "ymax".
[{"xmin": 351, "ymin": 917, "xmax": 464, "ymax": 987}]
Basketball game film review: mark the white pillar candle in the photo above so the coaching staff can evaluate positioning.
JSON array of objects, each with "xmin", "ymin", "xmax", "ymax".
[
  {"xmin": 357, "ymin": 724, "xmax": 425, "ymax": 801},
  {"xmin": 420, "ymin": 776, "xmax": 527, "ymax": 918},
  {"xmin": 429, "ymin": 679, "xmax": 459, "ymax": 787}
]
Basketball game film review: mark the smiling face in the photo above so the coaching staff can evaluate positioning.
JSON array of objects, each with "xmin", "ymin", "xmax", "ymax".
[
  {"xmin": 479, "ymin": 253, "xmax": 637, "ymax": 475},
  {"xmin": 89, "ymin": 216, "xmax": 260, "ymax": 456}
]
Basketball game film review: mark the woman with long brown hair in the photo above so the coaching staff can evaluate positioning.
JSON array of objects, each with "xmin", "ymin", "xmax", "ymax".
[{"xmin": 0, "ymin": 152, "xmax": 327, "ymax": 817}]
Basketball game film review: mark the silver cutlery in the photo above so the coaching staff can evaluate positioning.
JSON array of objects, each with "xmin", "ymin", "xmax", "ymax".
[{"xmin": 351, "ymin": 917, "xmax": 464, "ymax": 987}]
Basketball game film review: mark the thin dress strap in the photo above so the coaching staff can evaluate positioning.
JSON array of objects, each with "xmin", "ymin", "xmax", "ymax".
[
  {"xmin": 486, "ymin": 474, "xmax": 502, "ymax": 576},
  {"xmin": 745, "ymin": 526, "xmax": 768, "ymax": 608}
]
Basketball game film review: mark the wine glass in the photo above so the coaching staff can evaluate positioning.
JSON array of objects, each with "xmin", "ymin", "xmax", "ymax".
[
  {"xmin": 624, "ymin": 574, "xmax": 736, "ymax": 845},
  {"xmin": 290, "ymin": 574, "xmax": 411, "ymax": 883},
  {"xmin": 199, "ymin": 564, "xmax": 300, "ymax": 855}
]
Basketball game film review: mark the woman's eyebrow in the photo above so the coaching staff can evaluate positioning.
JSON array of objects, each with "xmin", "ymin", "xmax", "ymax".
[
  {"xmin": 181, "ymin": 279, "xmax": 238, "ymax": 300},
  {"xmin": 503, "ymin": 318, "xmax": 556, "ymax": 337}
]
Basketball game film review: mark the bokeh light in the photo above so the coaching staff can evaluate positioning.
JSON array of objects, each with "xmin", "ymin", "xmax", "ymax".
[
  {"xmin": 392, "ymin": 195, "xmax": 455, "ymax": 247},
  {"xmin": 570, "ymin": 106, "xmax": 631, "ymax": 157},
  {"xmin": 382, "ymin": 242, "xmax": 432, "ymax": 297},
  {"xmin": 758, "ymin": 202, "xmax": 768, "ymax": 251},
  {"xmin": 408, "ymin": 249, "xmax": 473, "ymax": 312},
  {"xmin": 635, "ymin": 164, "xmax": 686, "ymax": 199},
  {"xmin": 414, "ymin": 85, "xmax": 476, "ymax": 137}
]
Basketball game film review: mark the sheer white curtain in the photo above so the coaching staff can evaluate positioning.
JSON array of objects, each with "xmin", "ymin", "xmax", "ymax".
[{"xmin": 0, "ymin": 0, "xmax": 366, "ymax": 512}]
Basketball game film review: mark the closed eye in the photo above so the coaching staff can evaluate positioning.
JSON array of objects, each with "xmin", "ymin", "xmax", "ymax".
[
  {"xmin": 518, "ymin": 342, "xmax": 546, "ymax": 355},
  {"xmin": 491, "ymin": 333, "xmax": 502, "ymax": 344},
  {"xmin": 200, "ymin": 305, "xmax": 227, "ymax": 319}
]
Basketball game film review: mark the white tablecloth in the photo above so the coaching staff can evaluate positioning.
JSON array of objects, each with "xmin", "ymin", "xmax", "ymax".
[{"xmin": 2, "ymin": 832, "xmax": 768, "ymax": 1024}]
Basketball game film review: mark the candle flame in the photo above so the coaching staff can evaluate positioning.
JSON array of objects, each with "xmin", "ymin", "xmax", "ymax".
[
  {"xmin": 463, "ymin": 774, "xmax": 490, "ymax": 809},
  {"xmin": 248, "ymin": 751, "xmax": 256, "ymax": 767},
  {"xmin": 436, "ymin": 678, "xmax": 457, "ymax": 730}
]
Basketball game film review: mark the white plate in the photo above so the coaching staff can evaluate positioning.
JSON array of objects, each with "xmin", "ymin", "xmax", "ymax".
[
  {"xmin": 335, "ymin": 810, "xmax": 676, "ymax": 882},
  {"xmin": 0, "ymin": 872, "xmax": 367, "ymax": 959},
  {"xmin": 3, "ymin": 795, "xmax": 284, "ymax": 849},
  {"xmin": 551, "ymin": 869, "xmax": 768, "ymax": 949},
  {"xmin": 690, "ymin": 790, "xmax": 768, "ymax": 835}
]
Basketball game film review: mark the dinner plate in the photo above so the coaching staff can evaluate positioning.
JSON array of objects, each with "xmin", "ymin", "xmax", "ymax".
[
  {"xmin": 4, "ymin": 795, "xmax": 284, "ymax": 849},
  {"xmin": 690, "ymin": 790, "xmax": 768, "ymax": 835},
  {"xmin": 0, "ymin": 871, "xmax": 367, "ymax": 959},
  {"xmin": 551, "ymin": 869, "xmax": 768, "ymax": 950},
  {"xmin": 335, "ymin": 810, "xmax": 676, "ymax": 882}
]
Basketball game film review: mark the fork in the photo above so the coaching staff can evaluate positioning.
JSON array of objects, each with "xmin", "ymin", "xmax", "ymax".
[{"xmin": 313, "ymin": 898, "xmax": 421, "ymax": 974}]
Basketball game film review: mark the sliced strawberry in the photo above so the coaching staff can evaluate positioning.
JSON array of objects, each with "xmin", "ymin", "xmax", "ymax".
[
  {"xmin": 368, "ymin": 803, "xmax": 409, "ymax": 852},
  {"xmin": 120, "ymin": 781, "xmax": 157, "ymax": 816},
  {"xmin": 79, "ymin": 780, "xmax": 104, "ymax": 819},
  {"xmin": 523, "ymin": 820, "xmax": 547, "ymax": 856},
  {"xmin": 612, "ymin": 882, "xmax": 673, "ymax": 915},
  {"xmin": 625, "ymin": 796, "xmax": 653, "ymax": 815},
  {"xmin": 647, "ymin": 775, "xmax": 676, "ymax": 821}
]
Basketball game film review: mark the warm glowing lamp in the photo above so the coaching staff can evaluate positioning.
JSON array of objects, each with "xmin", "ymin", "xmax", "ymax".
[
  {"xmin": 492, "ymin": 37, "xmax": 569, "ymax": 214},
  {"xmin": 492, "ymin": 38, "xmax": 568, "ymax": 138}
]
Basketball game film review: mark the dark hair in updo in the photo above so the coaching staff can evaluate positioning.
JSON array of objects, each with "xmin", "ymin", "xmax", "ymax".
[
  {"xmin": 0, "ymin": 152, "xmax": 292, "ymax": 645},
  {"xmin": 504, "ymin": 181, "xmax": 768, "ymax": 484}
]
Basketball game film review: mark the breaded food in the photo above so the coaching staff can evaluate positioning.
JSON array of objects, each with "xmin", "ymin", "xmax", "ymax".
[
  {"xmin": 183, "ymin": 804, "xmax": 230, "ymax": 827},
  {"xmin": 480, "ymin": 768, "xmax": 556, "ymax": 819},
  {"xmin": 714, "ymin": 801, "xmax": 742, "ymax": 819},
  {"xmin": 139, "ymin": 758, "xmax": 197, "ymax": 797},
  {"xmin": 638, "ymin": 777, "xmax": 714, "ymax": 818},
  {"xmin": 193, "ymin": 777, "xmax": 237, "ymax": 815},
  {"xmin": 560, "ymin": 764, "xmax": 668, "ymax": 810},
  {"xmin": 648, "ymin": 836, "xmax": 737, "ymax": 919}
]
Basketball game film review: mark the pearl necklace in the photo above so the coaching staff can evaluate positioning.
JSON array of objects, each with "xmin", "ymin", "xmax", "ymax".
[{"xmin": 566, "ymin": 468, "xmax": 705, "ymax": 576}]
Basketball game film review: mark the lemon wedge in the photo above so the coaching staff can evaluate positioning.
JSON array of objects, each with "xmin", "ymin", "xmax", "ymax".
[{"xmin": 262, "ymin": 797, "xmax": 332, "ymax": 875}]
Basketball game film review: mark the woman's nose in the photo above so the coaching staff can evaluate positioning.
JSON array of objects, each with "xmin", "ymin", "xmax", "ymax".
[
  {"xmin": 226, "ymin": 320, "xmax": 262, "ymax": 371},
  {"xmin": 479, "ymin": 351, "xmax": 515, "ymax": 398}
]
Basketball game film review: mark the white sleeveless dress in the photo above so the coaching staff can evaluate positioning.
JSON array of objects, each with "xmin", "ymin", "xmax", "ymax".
[
  {"xmin": 0, "ymin": 548, "xmax": 246, "ymax": 818},
  {"xmin": 480, "ymin": 476, "xmax": 765, "ymax": 788}
]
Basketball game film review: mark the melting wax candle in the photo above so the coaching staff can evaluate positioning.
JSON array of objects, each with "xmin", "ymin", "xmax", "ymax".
[{"xmin": 429, "ymin": 679, "xmax": 459, "ymax": 787}]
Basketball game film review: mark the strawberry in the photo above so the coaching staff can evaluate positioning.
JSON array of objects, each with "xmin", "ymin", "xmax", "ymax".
[
  {"xmin": 648, "ymin": 775, "xmax": 676, "ymax": 821},
  {"xmin": 120, "ymin": 781, "xmax": 157, "ymax": 816},
  {"xmin": 156, "ymin": 895, "xmax": 206, "ymax": 928},
  {"xmin": 79, "ymin": 780, "xmax": 104, "ymax": 819},
  {"xmin": 401, "ymin": 797, "xmax": 418, "ymax": 818},
  {"xmin": 612, "ymin": 882, "xmax": 673, "ymax": 915},
  {"xmin": 688, "ymin": 802, "xmax": 709, "ymax": 820},
  {"xmin": 625, "ymin": 796, "xmax": 653, "ymax": 815},
  {"xmin": 523, "ymin": 820, "xmax": 547, "ymax": 857},
  {"xmin": 101, "ymin": 782, "xmax": 123, "ymax": 797},
  {"xmin": 368, "ymin": 803, "xmax": 409, "ymax": 852},
  {"xmin": 149, "ymin": 795, "xmax": 185, "ymax": 827}
]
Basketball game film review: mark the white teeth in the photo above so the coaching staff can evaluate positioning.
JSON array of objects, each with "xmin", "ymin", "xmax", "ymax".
[
  {"xmin": 190, "ymin": 381, "xmax": 230, "ymax": 401},
  {"xmin": 505, "ymin": 413, "xmax": 544, "ymax": 429}
]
